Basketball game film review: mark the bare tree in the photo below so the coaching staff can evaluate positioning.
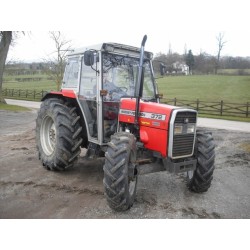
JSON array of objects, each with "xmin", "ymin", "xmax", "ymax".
[
  {"xmin": 0, "ymin": 31, "xmax": 12, "ymax": 103},
  {"xmin": 215, "ymin": 32, "xmax": 227, "ymax": 74},
  {"xmin": 45, "ymin": 31, "xmax": 72, "ymax": 91}
]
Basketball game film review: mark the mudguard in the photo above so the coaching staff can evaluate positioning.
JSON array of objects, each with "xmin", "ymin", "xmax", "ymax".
[{"xmin": 41, "ymin": 89, "xmax": 76, "ymax": 101}]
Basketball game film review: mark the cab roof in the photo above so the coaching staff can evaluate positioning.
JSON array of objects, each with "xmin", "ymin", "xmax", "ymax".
[{"xmin": 68, "ymin": 42, "xmax": 153, "ymax": 59}]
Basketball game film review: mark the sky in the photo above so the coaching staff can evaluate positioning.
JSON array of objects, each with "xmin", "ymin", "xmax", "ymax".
[
  {"xmin": 6, "ymin": 30, "xmax": 250, "ymax": 63},
  {"xmin": 3, "ymin": 0, "xmax": 250, "ymax": 62}
]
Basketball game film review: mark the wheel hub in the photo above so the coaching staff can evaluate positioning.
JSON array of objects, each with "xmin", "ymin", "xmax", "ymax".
[
  {"xmin": 187, "ymin": 170, "xmax": 194, "ymax": 180},
  {"xmin": 40, "ymin": 116, "xmax": 56, "ymax": 156}
]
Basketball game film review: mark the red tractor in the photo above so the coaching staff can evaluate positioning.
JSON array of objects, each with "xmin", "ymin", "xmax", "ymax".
[{"xmin": 36, "ymin": 35, "xmax": 215, "ymax": 211}]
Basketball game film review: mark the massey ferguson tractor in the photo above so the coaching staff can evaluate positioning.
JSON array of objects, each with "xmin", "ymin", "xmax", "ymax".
[{"xmin": 36, "ymin": 35, "xmax": 215, "ymax": 211}]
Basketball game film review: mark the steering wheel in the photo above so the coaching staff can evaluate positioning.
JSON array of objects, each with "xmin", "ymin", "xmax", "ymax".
[
  {"xmin": 109, "ymin": 87, "xmax": 128, "ymax": 94},
  {"xmin": 118, "ymin": 87, "xmax": 128, "ymax": 92}
]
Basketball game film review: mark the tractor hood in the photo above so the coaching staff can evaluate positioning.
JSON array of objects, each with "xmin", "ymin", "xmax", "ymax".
[
  {"xmin": 119, "ymin": 98, "xmax": 197, "ymax": 158},
  {"xmin": 119, "ymin": 98, "xmax": 177, "ymax": 131}
]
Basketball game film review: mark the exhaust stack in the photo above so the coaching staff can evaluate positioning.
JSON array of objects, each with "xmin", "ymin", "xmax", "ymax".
[{"xmin": 134, "ymin": 35, "xmax": 147, "ymax": 126}]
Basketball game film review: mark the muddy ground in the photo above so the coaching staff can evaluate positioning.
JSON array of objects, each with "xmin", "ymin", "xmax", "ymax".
[{"xmin": 0, "ymin": 109, "xmax": 250, "ymax": 219}]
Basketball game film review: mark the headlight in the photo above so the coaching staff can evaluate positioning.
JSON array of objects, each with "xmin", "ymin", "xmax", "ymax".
[
  {"xmin": 187, "ymin": 124, "xmax": 195, "ymax": 133},
  {"xmin": 174, "ymin": 125, "xmax": 183, "ymax": 134},
  {"xmin": 174, "ymin": 124, "xmax": 195, "ymax": 134}
]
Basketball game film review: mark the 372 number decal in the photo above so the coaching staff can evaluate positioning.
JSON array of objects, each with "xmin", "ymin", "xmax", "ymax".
[{"xmin": 151, "ymin": 114, "xmax": 163, "ymax": 120}]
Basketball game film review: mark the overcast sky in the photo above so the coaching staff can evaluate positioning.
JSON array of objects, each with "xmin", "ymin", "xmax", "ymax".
[{"xmin": 3, "ymin": 0, "xmax": 250, "ymax": 62}]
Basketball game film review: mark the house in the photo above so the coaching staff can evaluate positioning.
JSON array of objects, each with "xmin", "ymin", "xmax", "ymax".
[
  {"xmin": 172, "ymin": 61, "xmax": 189, "ymax": 75},
  {"xmin": 160, "ymin": 61, "xmax": 189, "ymax": 76}
]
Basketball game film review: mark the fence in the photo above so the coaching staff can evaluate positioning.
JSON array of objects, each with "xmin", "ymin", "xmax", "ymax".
[
  {"xmin": 162, "ymin": 98, "xmax": 249, "ymax": 118},
  {"xmin": 2, "ymin": 88, "xmax": 249, "ymax": 118},
  {"xmin": 2, "ymin": 88, "xmax": 47, "ymax": 100}
]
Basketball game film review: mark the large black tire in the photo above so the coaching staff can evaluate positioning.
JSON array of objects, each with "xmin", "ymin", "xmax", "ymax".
[
  {"xmin": 36, "ymin": 98, "xmax": 83, "ymax": 171},
  {"xmin": 103, "ymin": 132, "xmax": 137, "ymax": 211},
  {"xmin": 187, "ymin": 130, "xmax": 215, "ymax": 192}
]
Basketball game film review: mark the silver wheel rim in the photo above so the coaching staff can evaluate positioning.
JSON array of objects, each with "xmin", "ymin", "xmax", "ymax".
[
  {"xmin": 40, "ymin": 115, "xmax": 56, "ymax": 156},
  {"xmin": 129, "ymin": 178, "xmax": 136, "ymax": 196},
  {"xmin": 128, "ymin": 150, "xmax": 136, "ymax": 196},
  {"xmin": 187, "ymin": 170, "xmax": 194, "ymax": 180}
]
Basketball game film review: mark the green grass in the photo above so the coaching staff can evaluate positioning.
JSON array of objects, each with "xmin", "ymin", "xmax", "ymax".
[
  {"xmin": 4, "ymin": 74, "xmax": 250, "ymax": 103},
  {"xmin": 0, "ymin": 103, "xmax": 30, "ymax": 111},
  {"xmin": 2, "ymin": 74, "xmax": 250, "ymax": 121},
  {"xmin": 3, "ymin": 79, "xmax": 57, "ymax": 91},
  {"xmin": 217, "ymin": 69, "xmax": 250, "ymax": 75},
  {"xmin": 157, "ymin": 75, "xmax": 250, "ymax": 103},
  {"xmin": 4, "ymin": 73, "xmax": 47, "ymax": 80}
]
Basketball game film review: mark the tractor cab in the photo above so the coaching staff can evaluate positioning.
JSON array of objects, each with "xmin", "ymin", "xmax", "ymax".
[{"xmin": 62, "ymin": 43, "xmax": 158, "ymax": 145}]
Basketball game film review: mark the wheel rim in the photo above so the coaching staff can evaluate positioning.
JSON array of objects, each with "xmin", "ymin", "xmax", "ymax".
[
  {"xmin": 40, "ymin": 115, "xmax": 56, "ymax": 156},
  {"xmin": 187, "ymin": 170, "xmax": 194, "ymax": 180},
  {"xmin": 128, "ymin": 150, "xmax": 137, "ymax": 197},
  {"xmin": 129, "ymin": 178, "xmax": 136, "ymax": 196}
]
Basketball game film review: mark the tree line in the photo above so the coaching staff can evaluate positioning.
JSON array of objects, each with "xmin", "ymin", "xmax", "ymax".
[
  {"xmin": 154, "ymin": 33, "xmax": 250, "ymax": 75},
  {"xmin": 4, "ymin": 62, "xmax": 66, "ymax": 76},
  {"xmin": 6, "ymin": 51, "xmax": 250, "ymax": 77},
  {"xmin": 153, "ymin": 51, "xmax": 250, "ymax": 75}
]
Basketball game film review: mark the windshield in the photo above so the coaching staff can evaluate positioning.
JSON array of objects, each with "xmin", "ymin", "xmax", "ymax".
[{"xmin": 102, "ymin": 53, "xmax": 155, "ymax": 101}]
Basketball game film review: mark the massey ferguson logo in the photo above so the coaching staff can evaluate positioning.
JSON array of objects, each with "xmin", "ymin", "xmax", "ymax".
[
  {"xmin": 120, "ymin": 109, "xmax": 166, "ymax": 121},
  {"xmin": 120, "ymin": 109, "xmax": 135, "ymax": 116}
]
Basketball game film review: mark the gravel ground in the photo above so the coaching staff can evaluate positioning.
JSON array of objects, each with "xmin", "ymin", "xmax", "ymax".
[{"xmin": 0, "ymin": 109, "xmax": 250, "ymax": 218}]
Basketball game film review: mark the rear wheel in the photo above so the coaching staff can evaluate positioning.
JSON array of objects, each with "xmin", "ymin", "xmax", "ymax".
[
  {"xmin": 36, "ymin": 98, "xmax": 83, "ymax": 171},
  {"xmin": 187, "ymin": 130, "xmax": 215, "ymax": 192},
  {"xmin": 103, "ymin": 132, "xmax": 137, "ymax": 211}
]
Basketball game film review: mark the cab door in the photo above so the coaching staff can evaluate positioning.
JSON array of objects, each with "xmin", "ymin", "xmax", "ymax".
[{"xmin": 78, "ymin": 55, "xmax": 99, "ymax": 142}]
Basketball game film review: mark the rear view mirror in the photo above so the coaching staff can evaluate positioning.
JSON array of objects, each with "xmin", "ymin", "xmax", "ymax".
[{"xmin": 84, "ymin": 50, "xmax": 94, "ymax": 66}]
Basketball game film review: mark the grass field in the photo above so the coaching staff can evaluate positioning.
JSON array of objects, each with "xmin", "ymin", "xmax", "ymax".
[
  {"xmin": 217, "ymin": 69, "xmax": 250, "ymax": 75},
  {"xmin": 3, "ymin": 75, "xmax": 250, "ymax": 103},
  {"xmin": 3, "ymin": 80, "xmax": 57, "ymax": 91},
  {"xmin": 2, "ymin": 74, "xmax": 250, "ymax": 121},
  {"xmin": 156, "ymin": 75, "xmax": 250, "ymax": 103}
]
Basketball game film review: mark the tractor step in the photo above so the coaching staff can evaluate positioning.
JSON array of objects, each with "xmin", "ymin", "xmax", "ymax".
[{"xmin": 85, "ymin": 142, "xmax": 104, "ymax": 159}]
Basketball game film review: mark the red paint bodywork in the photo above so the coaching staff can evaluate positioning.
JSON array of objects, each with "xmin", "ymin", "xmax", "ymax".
[
  {"xmin": 119, "ymin": 98, "xmax": 176, "ymax": 157},
  {"xmin": 42, "ymin": 89, "xmax": 76, "ymax": 101},
  {"xmin": 51, "ymin": 89, "xmax": 76, "ymax": 98}
]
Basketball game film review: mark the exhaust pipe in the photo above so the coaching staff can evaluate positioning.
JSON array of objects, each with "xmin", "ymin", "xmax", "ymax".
[{"xmin": 135, "ymin": 35, "xmax": 147, "ymax": 127}]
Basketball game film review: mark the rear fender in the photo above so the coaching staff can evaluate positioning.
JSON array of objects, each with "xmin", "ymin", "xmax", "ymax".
[
  {"xmin": 41, "ymin": 89, "xmax": 76, "ymax": 101},
  {"xmin": 41, "ymin": 90, "xmax": 89, "ymax": 148}
]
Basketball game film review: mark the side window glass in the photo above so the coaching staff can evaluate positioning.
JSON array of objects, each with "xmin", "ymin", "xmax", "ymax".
[
  {"xmin": 79, "ymin": 58, "xmax": 98, "ymax": 98},
  {"xmin": 63, "ymin": 57, "xmax": 79, "ymax": 88},
  {"xmin": 142, "ymin": 62, "xmax": 155, "ymax": 99}
]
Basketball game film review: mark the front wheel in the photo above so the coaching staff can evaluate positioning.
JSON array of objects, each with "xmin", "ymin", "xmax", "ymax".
[
  {"xmin": 187, "ymin": 130, "xmax": 215, "ymax": 192},
  {"xmin": 103, "ymin": 132, "xmax": 137, "ymax": 211}
]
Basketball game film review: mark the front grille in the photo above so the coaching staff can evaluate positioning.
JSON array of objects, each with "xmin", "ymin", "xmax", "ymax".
[
  {"xmin": 175, "ymin": 111, "xmax": 197, "ymax": 124},
  {"xmin": 171, "ymin": 110, "xmax": 197, "ymax": 158},
  {"xmin": 172, "ymin": 134, "xmax": 195, "ymax": 157}
]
